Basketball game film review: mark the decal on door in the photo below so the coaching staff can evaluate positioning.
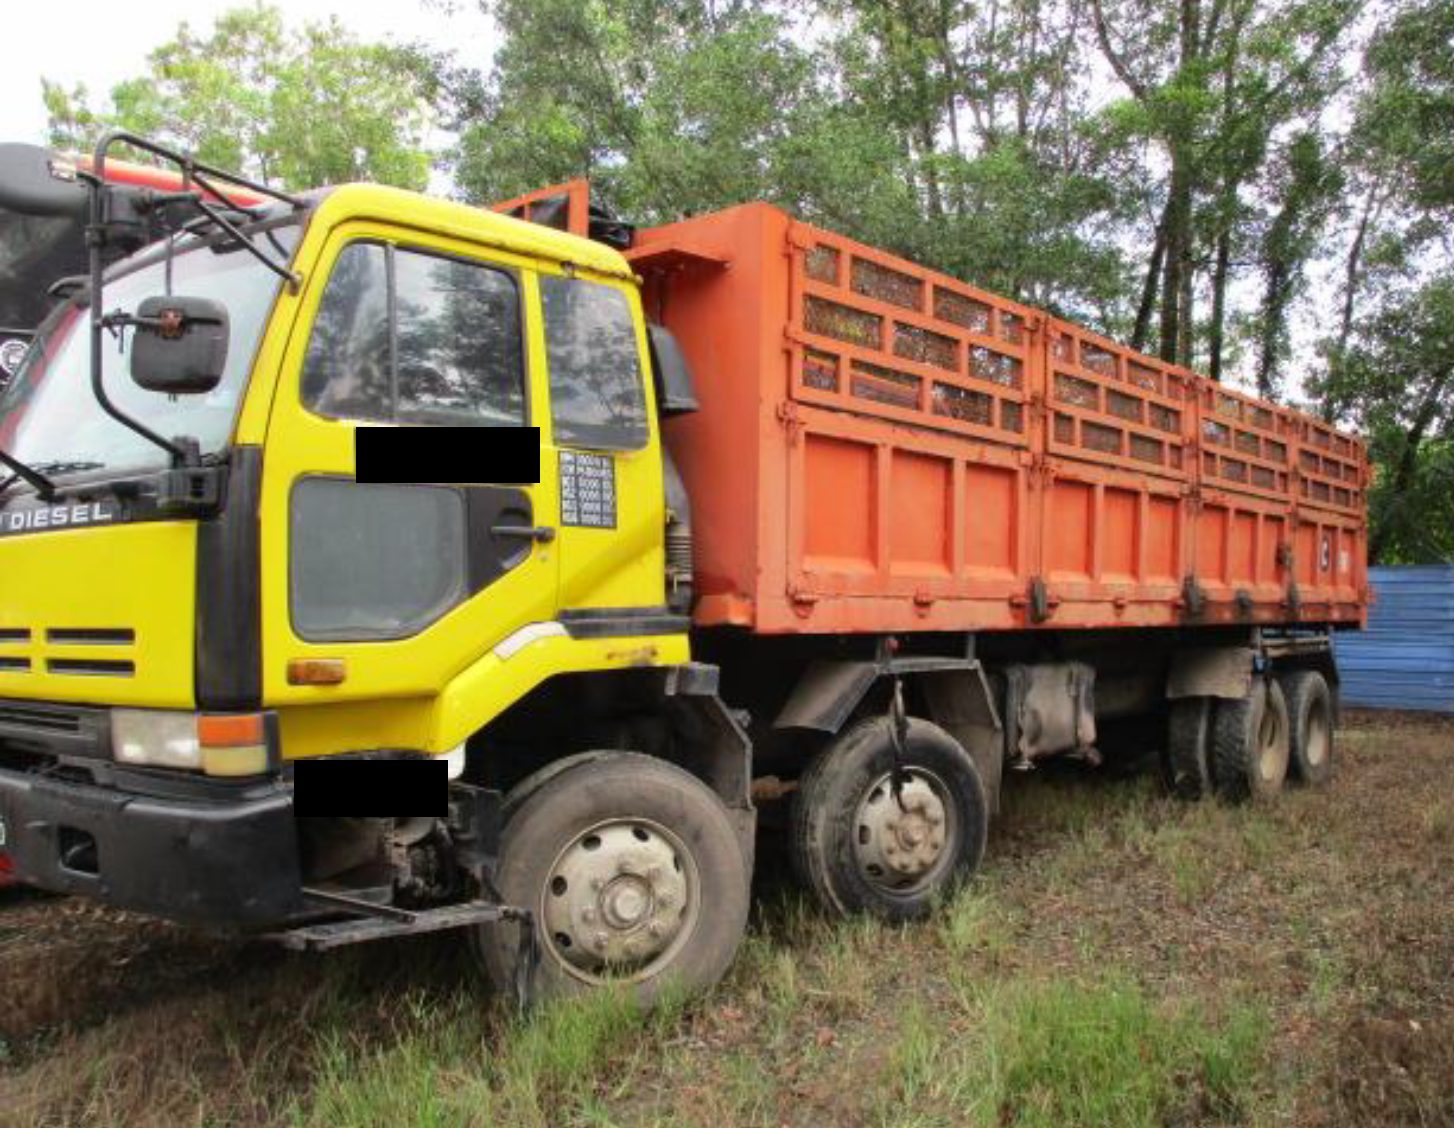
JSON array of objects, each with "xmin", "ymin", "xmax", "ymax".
[{"xmin": 559, "ymin": 451, "xmax": 616, "ymax": 529}]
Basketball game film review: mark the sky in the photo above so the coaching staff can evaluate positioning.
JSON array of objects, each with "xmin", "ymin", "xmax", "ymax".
[{"xmin": 2, "ymin": 0, "xmax": 497, "ymax": 145}]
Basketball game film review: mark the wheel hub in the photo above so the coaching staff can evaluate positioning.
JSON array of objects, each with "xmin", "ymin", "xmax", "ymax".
[
  {"xmin": 541, "ymin": 820, "xmax": 695, "ymax": 980},
  {"xmin": 854, "ymin": 772, "xmax": 953, "ymax": 889}
]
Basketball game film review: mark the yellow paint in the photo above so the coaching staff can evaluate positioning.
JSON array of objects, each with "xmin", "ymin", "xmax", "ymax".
[
  {"xmin": 0, "ymin": 521, "xmax": 197, "ymax": 707},
  {"xmin": 0, "ymin": 182, "xmax": 681, "ymax": 762}
]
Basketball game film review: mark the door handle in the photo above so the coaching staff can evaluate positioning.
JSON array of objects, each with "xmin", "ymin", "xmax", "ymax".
[{"xmin": 491, "ymin": 524, "xmax": 557, "ymax": 544}]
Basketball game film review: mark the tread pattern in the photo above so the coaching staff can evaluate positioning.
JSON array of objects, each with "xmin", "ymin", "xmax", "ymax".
[
  {"xmin": 1280, "ymin": 669, "xmax": 1334, "ymax": 786},
  {"xmin": 1211, "ymin": 681, "xmax": 1263, "ymax": 803},
  {"xmin": 790, "ymin": 717, "xmax": 987, "ymax": 922},
  {"xmin": 476, "ymin": 751, "xmax": 749, "ymax": 1005},
  {"xmin": 1166, "ymin": 697, "xmax": 1214, "ymax": 800}
]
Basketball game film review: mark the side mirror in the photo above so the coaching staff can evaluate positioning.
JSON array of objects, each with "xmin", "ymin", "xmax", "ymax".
[
  {"xmin": 131, "ymin": 296, "xmax": 229, "ymax": 395},
  {"xmin": 647, "ymin": 325, "xmax": 700, "ymax": 416},
  {"xmin": 0, "ymin": 143, "xmax": 88, "ymax": 219}
]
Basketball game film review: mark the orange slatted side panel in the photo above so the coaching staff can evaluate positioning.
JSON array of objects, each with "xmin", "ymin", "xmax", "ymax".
[
  {"xmin": 1044, "ymin": 322, "xmax": 1194, "ymax": 482},
  {"xmin": 785, "ymin": 222, "xmax": 1035, "ymax": 451},
  {"xmin": 627, "ymin": 197, "xmax": 1368, "ymax": 635},
  {"xmin": 1196, "ymin": 383, "xmax": 1295, "ymax": 504},
  {"xmin": 1296, "ymin": 415, "xmax": 1367, "ymax": 518}
]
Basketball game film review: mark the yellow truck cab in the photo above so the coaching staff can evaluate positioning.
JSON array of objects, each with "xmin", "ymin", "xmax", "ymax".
[{"xmin": 0, "ymin": 136, "xmax": 752, "ymax": 1001}]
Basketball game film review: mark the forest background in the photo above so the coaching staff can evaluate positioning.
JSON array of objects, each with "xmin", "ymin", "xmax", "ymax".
[{"xmin": 39, "ymin": 0, "xmax": 1454, "ymax": 562}]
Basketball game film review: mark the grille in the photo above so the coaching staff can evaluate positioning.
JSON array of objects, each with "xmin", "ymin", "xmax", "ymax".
[
  {"xmin": 0, "ymin": 702, "xmax": 84, "ymax": 733},
  {"xmin": 0, "ymin": 626, "xmax": 137, "ymax": 678}
]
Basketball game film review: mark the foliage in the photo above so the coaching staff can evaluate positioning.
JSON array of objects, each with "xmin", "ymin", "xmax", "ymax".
[
  {"xmin": 1319, "ymin": 276, "xmax": 1454, "ymax": 561},
  {"xmin": 41, "ymin": 4, "xmax": 436, "ymax": 190},
  {"xmin": 37, "ymin": 0, "xmax": 1454, "ymax": 559}
]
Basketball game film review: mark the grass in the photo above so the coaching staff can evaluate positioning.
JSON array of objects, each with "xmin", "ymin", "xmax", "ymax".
[{"xmin": 4, "ymin": 711, "xmax": 1454, "ymax": 1127}]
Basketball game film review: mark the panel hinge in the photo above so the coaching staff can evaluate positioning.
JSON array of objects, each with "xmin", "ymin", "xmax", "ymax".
[{"xmin": 777, "ymin": 400, "xmax": 805, "ymax": 444}]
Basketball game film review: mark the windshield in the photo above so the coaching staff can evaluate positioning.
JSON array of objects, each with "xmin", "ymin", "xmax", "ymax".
[{"xmin": 0, "ymin": 221, "xmax": 300, "ymax": 481}]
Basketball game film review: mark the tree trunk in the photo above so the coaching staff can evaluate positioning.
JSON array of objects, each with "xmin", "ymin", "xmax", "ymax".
[
  {"xmin": 1255, "ymin": 261, "xmax": 1289, "ymax": 398},
  {"xmin": 1208, "ymin": 228, "xmax": 1231, "ymax": 382},
  {"xmin": 1132, "ymin": 202, "xmax": 1169, "ymax": 352},
  {"xmin": 1158, "ymin": 147, "xmax": 1192, "ymax": 363}
]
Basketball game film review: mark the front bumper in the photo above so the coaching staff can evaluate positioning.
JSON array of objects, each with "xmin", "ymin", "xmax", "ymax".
[{"xmin": 0, "ymin": 766, "xmax": 304, "ymax": 927}]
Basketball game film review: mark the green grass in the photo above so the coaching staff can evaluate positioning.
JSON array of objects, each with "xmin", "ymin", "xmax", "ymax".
[
  {"xmin": 878, "ymin": 974, "xmax": 1269, "ymax": 1128},
  {"xmin": 298, "ymin": 982, "xmax": 689, "ymax": 1128}
]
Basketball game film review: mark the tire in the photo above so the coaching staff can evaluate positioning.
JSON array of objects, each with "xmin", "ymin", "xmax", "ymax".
[
  {"xmin": 1211, "ymin": 678, "xmax": 1291, "ymax": 803},
  {"xmin": 790, "ymin": 717, "xmax": 988, "ymax": 922},
  {"xmin": 1165, "ymin": 697, "xmax": 1214, "ymax": 801},
  {"xmin": 473, "ymin": 752, "xmax": 749, "ymax": 1005},
  {"xmin": 1280, "ymin": 670, "xmax": 1334, "ymax": 786}
]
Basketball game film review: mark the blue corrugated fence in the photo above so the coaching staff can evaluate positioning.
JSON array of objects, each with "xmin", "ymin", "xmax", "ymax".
[{"xmin": 1337, "ymin": 564, "xmax": 1454, "ymax": 714}]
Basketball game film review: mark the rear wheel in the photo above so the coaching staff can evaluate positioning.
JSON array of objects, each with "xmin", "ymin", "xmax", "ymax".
[
  {"xmin": 474, "ymin": 752, "xmax": 749, "ymax": 1005},
  {"xmin": 1280, "ymin": 670, "xmax": 1334, "ymax": 786},
  {"xmin": 791, "ymin": 717, "xmax": 988, "ymax": 921},
  {"xmin": 1211, "ymin": 679, "xmax": 1291, "ymax": 803},
  {"xmin": 1165, "ymin": 697, "xmax": 1214, "ymax": 800}
]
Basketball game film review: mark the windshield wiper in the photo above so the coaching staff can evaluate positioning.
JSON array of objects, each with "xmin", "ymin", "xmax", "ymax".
[{"xmin": 0, "ymin": 449, "xmax": 58, "ymax": 500}]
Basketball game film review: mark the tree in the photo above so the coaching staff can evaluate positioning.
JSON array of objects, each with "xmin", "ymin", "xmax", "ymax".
[
  {"xmin": 41, "ymin": 4, "xmax": 436, "ymax": 190},
  {"xmin": 1320, "ymin": 277, "xmax": 1454, "ymax": 562},
  {"xmin": 1090, "ymin": 0, "xmax": 1355, "ymax": 369}
]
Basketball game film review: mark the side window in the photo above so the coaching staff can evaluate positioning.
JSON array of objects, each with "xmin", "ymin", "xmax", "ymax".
[
  {"xmin": 300, "ymin": 243, "xmax": 390, "ymax": 420},
  {"xmin": 395, "ymin": 251, "xmax": 524, "ymax": 425},
  {"xmin": 302, "ymin": 242, "xmax": 525, "ymax": 426},
  {"xmin": 541, "ymin": 275, "xmax": 648, "ymax": 450}
]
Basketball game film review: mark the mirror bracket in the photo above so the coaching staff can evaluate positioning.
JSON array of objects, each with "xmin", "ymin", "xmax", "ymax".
[{"xmin": 157, "ymin": 460, "xmax": 224, "ymax": 514}]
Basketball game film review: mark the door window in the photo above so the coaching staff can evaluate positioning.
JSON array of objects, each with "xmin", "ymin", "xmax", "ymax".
[
  {"xmin": 302, "ymin": 242, "xmax": 525, "ymax": 426},
  {"xmin": 541, "ymin": 275, "xmax": 648, "ymax": 450}
]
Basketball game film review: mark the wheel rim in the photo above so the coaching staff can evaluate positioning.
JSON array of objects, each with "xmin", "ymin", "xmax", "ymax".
[
  {"xmin": 539, "ymin": 817, "xmax": 701, "ymax": 985},
  {"xmin": 852, "ymin": 769, "xmax": 958, "ymax": 894},
  {"xmin": 1304, "ymin": 699, "xmax": 1331, "ymax": 767},
  {"xmin": 1256, "ymin": 694, "xmax": 1288, "ymax": 783}
]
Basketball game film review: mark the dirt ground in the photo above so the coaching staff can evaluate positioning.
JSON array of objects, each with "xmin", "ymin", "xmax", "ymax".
[{"xmin": 1, "ymin": 710, "xmax": 1451, "ymax": 1127}]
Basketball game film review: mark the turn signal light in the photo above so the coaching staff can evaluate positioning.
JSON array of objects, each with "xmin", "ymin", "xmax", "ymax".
[
  {"xmin": 287, "ymin": 658, "xmax": 347, "ymax": 686},
  {"xmin": 200, "ymin": 712, "xmax": 268, "ymax": 777}
]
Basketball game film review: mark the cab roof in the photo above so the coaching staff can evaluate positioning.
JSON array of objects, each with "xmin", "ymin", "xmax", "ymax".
[{"xmin": 308, "ymin": 183, "xmax": 636, "ymax": 282}]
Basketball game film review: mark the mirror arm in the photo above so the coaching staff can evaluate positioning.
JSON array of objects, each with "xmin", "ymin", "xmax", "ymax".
[
  {"xmin": 190, "ymin": 195, "xmax": 300, "ymax": 291},
  {"xmin": 88, "ymin": 132, "xmax": 192, "ymax": 468}
]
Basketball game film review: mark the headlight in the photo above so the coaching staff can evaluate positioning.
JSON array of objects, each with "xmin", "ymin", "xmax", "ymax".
[
  {"xmin": 111, "ymin": 710, "xmax": 269, "ymax": 776},
  {"xmin": 113, "ymin": 709, "xmax": 202, "ymax": 769}
]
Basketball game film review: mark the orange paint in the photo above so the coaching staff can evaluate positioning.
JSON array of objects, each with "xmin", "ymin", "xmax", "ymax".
[{"xmin": 508, "ymin": 192, "xmax": 1366, "ymax": 636}]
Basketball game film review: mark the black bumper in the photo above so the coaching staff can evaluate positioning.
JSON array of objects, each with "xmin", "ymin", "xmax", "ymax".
[{"xmin": 0, "ymin": 768, "xmax": 304, "ymax": 928}]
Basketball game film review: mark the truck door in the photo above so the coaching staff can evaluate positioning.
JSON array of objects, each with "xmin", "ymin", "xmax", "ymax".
[
  {"xmin": 258, "ymin": 222, "xmax": 559, "ymax": 737},
  {"xmin": 535, "ymin": 266, "xmax": 670, "ymax": 622}
]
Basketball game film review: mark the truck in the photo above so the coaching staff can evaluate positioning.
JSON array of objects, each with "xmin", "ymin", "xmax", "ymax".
[
  {"xmin": 0, "ymin": 133, "xmax": 1364, "ymax": 1002},
  {"xmin": 0, "ymin": 145, "xmax": 263, "ymax": 887},
  {"xmin": 0, "ymin": 143, "xmax": 264, "ymax": 389}
]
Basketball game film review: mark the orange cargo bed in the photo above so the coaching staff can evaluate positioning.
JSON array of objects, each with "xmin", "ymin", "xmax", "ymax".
[{"xmin": 627, "ymin": 203, "xmax": 1368, "ymax": 637}]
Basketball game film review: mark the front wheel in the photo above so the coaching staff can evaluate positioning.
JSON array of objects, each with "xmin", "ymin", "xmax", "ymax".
[
  {"xmin": 791, "ymin": 717, "xmax": 988, "ymax": 921},
  {"xmin": 474, "ymin": 752, "xmax": 749, "ymax": 1005}
]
